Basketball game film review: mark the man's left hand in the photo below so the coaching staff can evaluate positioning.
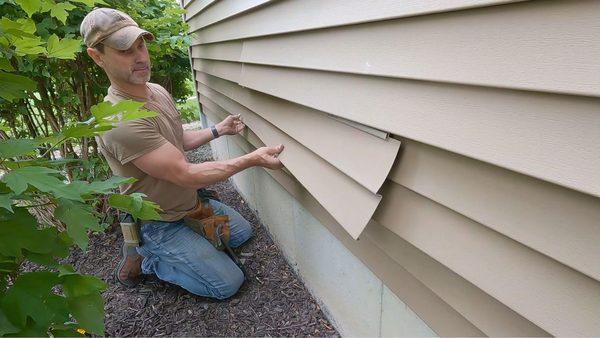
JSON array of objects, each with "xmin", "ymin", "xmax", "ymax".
[{"xmin": 216, "ymin": 114, "xmax": 245, "ymax": 136}]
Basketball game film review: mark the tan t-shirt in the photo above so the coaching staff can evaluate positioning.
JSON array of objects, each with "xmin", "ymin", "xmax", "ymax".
[{"xmin": 95, "ymin": 82, "xmax": 197, "ymax": 221}]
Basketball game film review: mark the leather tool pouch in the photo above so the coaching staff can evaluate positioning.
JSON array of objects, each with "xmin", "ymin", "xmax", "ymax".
[{"xmin": 183, "ymin": 201, "xmax": 231, "ymax": 250}]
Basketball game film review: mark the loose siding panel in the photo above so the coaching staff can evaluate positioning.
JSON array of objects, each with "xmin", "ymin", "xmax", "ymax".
[
  {"xmin": 192, "ymin": 57, "xmax": 600, "ymax": 197},
  {"xmin": 199, "ymin": 83, "xmax": 548, "ymax": 336},
  {"xmin": 194, "ymin": 71, "xmax": 401, "ymax": 194},
  {"xmin": 184, "ymin": 0, "xmax": 600, "ymax": 335},
  {"xmin": 239, "ymin": 64, "xmax": 600, "ymax": 197},
  {"xmin": 198, "ymin": 91, "xmax": 382, "ymax": 239}
]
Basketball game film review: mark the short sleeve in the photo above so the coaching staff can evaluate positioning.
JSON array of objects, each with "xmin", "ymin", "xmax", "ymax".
[{"xmin": 99, "ymin": 118, "xmax": 168, "ymax": 165}]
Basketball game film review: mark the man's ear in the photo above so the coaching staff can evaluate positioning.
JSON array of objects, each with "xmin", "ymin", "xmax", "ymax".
[{"xmin": 87, "ymin": 47, "xmax": 104, "ymax": 68}]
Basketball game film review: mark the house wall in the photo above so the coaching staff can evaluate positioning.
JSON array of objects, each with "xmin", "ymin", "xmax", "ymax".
[{"xmin": 182, "ymin": 0, "xmax": 600, "ymax": 336}]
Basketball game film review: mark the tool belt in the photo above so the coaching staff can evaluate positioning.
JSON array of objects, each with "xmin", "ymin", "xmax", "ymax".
[
  {"xmin": 183, "ymin": 200, "xmax": 231, "ymax": 250},
  {"xmin": 119, "ymin": 189, "xmax": 245, "ymax": 275}
]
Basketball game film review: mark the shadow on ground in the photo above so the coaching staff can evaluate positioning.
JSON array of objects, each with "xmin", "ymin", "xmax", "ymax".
[{"xmin": 66, "ymin": 143, "xmax": 340, "ymax": 337}]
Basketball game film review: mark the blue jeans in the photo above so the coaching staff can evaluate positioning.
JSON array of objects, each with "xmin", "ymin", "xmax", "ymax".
[{"xmin": 135, "ymin": 199, "xmax": 252, "ymax": 299}]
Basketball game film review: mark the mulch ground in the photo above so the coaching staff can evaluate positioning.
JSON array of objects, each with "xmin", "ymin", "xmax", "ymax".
[{"xmin": 66, "ymin": 142, "xmax": 340, "ymax": 337}]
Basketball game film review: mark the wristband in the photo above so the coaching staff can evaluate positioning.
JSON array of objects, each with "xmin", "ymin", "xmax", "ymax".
[{"xmin": 210, "ymin": 125, "xmax": 220, "ymax": 139}]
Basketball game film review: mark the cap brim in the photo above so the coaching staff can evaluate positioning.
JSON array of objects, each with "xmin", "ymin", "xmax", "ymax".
[{"xmin": 102, "ymin": 25, "xmax": 154, "ymax": 50}]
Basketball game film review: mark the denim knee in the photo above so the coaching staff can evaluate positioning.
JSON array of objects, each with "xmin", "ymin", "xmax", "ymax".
[
  {"xmin": 210, "ymin": 266, "xmax": 245, "ymax": 300},
  {"xmin": 230, "ymin": 223, "xmax": 253, "ymax": 248}
]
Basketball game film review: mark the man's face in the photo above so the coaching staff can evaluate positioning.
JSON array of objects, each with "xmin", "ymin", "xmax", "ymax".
[{"xmin": 90, "ymin": 36, "xmax": 152, "ymax": 85}]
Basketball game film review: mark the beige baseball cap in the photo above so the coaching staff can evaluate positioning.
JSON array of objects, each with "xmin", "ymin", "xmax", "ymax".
[{"xmin": 80, "ymin": 8, "xmax": 154, "ymax": 50}]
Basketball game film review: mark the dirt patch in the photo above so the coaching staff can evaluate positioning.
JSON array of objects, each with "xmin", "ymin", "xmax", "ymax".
[{"xmin": 66, "ymin": 143, "xmax": 340, "ymax": 337}]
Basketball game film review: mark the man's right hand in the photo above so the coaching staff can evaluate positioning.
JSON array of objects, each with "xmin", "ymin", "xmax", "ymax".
[{"xmin": 252, "ymin": 144, "xmax": 284, "ymax": 170}]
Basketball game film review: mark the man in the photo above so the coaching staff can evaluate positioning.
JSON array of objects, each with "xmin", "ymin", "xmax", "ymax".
[{"xmin": 80, "ymin": 8, "xmax": 284, "ymax": 299}]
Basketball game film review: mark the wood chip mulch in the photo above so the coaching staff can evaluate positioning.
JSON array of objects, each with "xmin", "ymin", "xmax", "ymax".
[{"xmin": 66, "ymin": 143, "xmax": 340, "ymax": 337}]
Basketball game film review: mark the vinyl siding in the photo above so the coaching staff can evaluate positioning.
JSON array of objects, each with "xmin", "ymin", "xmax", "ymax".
[{"xmin": 183, "ymin": 0, "xmax": 600, "ymax": 336}]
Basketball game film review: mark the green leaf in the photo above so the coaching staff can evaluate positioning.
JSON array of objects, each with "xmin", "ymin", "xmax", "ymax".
[
  {"xmin": 0, "ymin": 208, "xmax": 68, "ymax": 258},
  {"xmin": 67, "ymin": 0, "xmax": 106, "ymax": 6},
  {"xmin": 0, "ymin": 138, "xmax": 39, "ymax": 158},
  {"xmin": 35, "ymin": 133, "xmax": 63, "ymax": 145},
  {"xmin": 91, "ymin": 100, "xmax": 157, "ymax": 125},
  {"xmin": 61, "ymin": 274, "xmax": 106, "ymax": 298},
  {"xmin": 91, "ymin": 100, "xmax": 143, "ymax": 119},
  {"xmin": 13, "ymin": 36, "xmax": 46, "ymax": 56},
  {"xmin": 0, "ymin": 72, "xmax": 36, "ymax": 101},
  {"xmin": 0, "ymin": 18, "xmax": 37, "ymax": 37},
  {"xmin": 0, "ymin": 192, "xmax": 15, "ymax": 212},
  {"xmin": 108, "ymin": 193, "xmax": 161, "ymax": 221},
  {"xmin": 2, "ymin": 166, "xmax": 58, "ymax": 195},
  {"xmin": 62, "ymin": 122, "xmax": 113, "ymax": 138},
  {"xmin": 65, "ymin": 293, "xmax": 104, "ymax": 335},
  {"xmin": 38, "ymin": 0, "xmax": 53, "ymax": 13},
  {"xmin": 49, "ymin": 2, "xmax": 77, "ymax": 24},
  {"xmin": 2, "ymin": 166, "xmax": 83, "ymax": 200},
  {"xmin": 0, "ymin": 308, "xmax": 20, "ymax": 336},
  {"xmin": 4, "ymin": 317, "xmax": 48, "ymax": 337},
  {"xmin": 2, "ymin": 158, "xmax": 80, "ymax": 170},
  {"xmin": 54, "ymin": 199, "xmax": 103, "ymax": 250},
  {"xmin": 0, "ymin": 122, "xmax": 11, "ymax": 132},
  {"xmin": 13, "ymin": 0, "xmax": 42, "ymax": 17},
  {"xmin": 57, "ymin": 264, "xmax": 77, "ymax": 277},
  {"xmin": 1, "ymin": 271, "xmax": 66, "ymax": 329},
  {"xmin": 46, "ymin": 34, "xmax": 81, "ymax": 59},
  {"xmin": 84, "ymin": 175, "xmax": 136, "ymax": 194},
  {"xmin": 0, "ymin": 58, "xmax": 14, "ymax": 71},
  {"xmin": 56, "ymin": 272, "xmax": 108, "ymax": 336},
  {"xmin": 22, "ymin": 250, "xmax": 60, "ymax": 267}
]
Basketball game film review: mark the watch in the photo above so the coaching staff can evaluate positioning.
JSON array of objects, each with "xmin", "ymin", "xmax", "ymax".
[{"xmin": 210, "ymin": 125, "xmax": 220, "ymax": 139}]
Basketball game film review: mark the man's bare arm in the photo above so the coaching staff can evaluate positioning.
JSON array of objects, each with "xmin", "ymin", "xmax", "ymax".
[
  {"xmin": 182, "ymin": 114, "xmax": 245, "ymax": 151},
  {"xmin": 182, "ymin": 128, "xmax": 214, "ymax": 151},
  {"xmin": 132, "ymin": 141, "xmax": 283, "ymax": 189}
]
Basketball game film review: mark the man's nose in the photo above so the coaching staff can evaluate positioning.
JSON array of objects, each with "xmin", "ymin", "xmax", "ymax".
[{"xmin": 134, "ymin": 49, "xmax": 149, "ymax": 63}]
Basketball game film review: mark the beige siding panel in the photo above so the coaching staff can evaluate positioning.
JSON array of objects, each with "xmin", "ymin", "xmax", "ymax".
[
  {"xmin": 201, "ymin": 105, "xmax": 264, "ymax": 149},
  {"xmin": 188, "ymin": 0, "xmax": 272, "ymax": 31},
  {"xmin": 194, "ymin": 70, "xmax": 401, "ymax": 194},
  {"xmin": 193, "ymin": 58, "xmax": 242, "ymax": 83},
  {"xmin": 391, "ymin": 138, "xmax": 600, "ymax": 282},
  {"xmin": 184, "ymin": 0, "xmax": 217, "ymax": 19},
  {"xmin": 204, "ymin": 107, "xmax": 255, "ymax": 154},
  {"xmin": 375, "ymin": 182, "xmax": 600, "ymax": 336},
  {"xmin": 191, "ymin": 42, "xmax": 242, "ymax": 62},
  {"xmin": 189, "ymin": 0, "xmax": 522, "ymax": 43},
  {"xmin": 364, "ymin": 221, "xmax": 548, "ymax": 337},
  {"xmin": 328, "ymin": 115, "xmax": 389, "ymax": 140},
  {"xmin": 265, "ymin": 168, "xmax": 484, "ymax": 337},
  {"xmin": 240, "ymin": 0, "xmax": 600, "ymax": 97},
  {"xmin": 198, "ymin": 94, "xmax": 381, "ymax": 239},
  {"xmin": 238, "ymin": 64, "xmax": 600, "ymax": 197},
  {"xmin": 203, "ymin": 90, "xmax": 542, "ymax": 335}
]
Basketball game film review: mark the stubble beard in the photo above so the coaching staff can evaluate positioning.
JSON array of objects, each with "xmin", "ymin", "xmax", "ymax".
[{"xmin": 129, "ymin": 65, "xmax": 151, "ymax": 84}]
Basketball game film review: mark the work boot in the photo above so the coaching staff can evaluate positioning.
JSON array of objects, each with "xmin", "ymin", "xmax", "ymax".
[{"xmin": 114, "ymin": 244, "xmax": 143, "ymax": 288}]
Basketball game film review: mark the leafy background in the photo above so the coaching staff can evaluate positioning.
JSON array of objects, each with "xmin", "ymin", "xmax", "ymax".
[{"xmin": 0, "ymin": 0, "xmax": 194, "ymax": 335}]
